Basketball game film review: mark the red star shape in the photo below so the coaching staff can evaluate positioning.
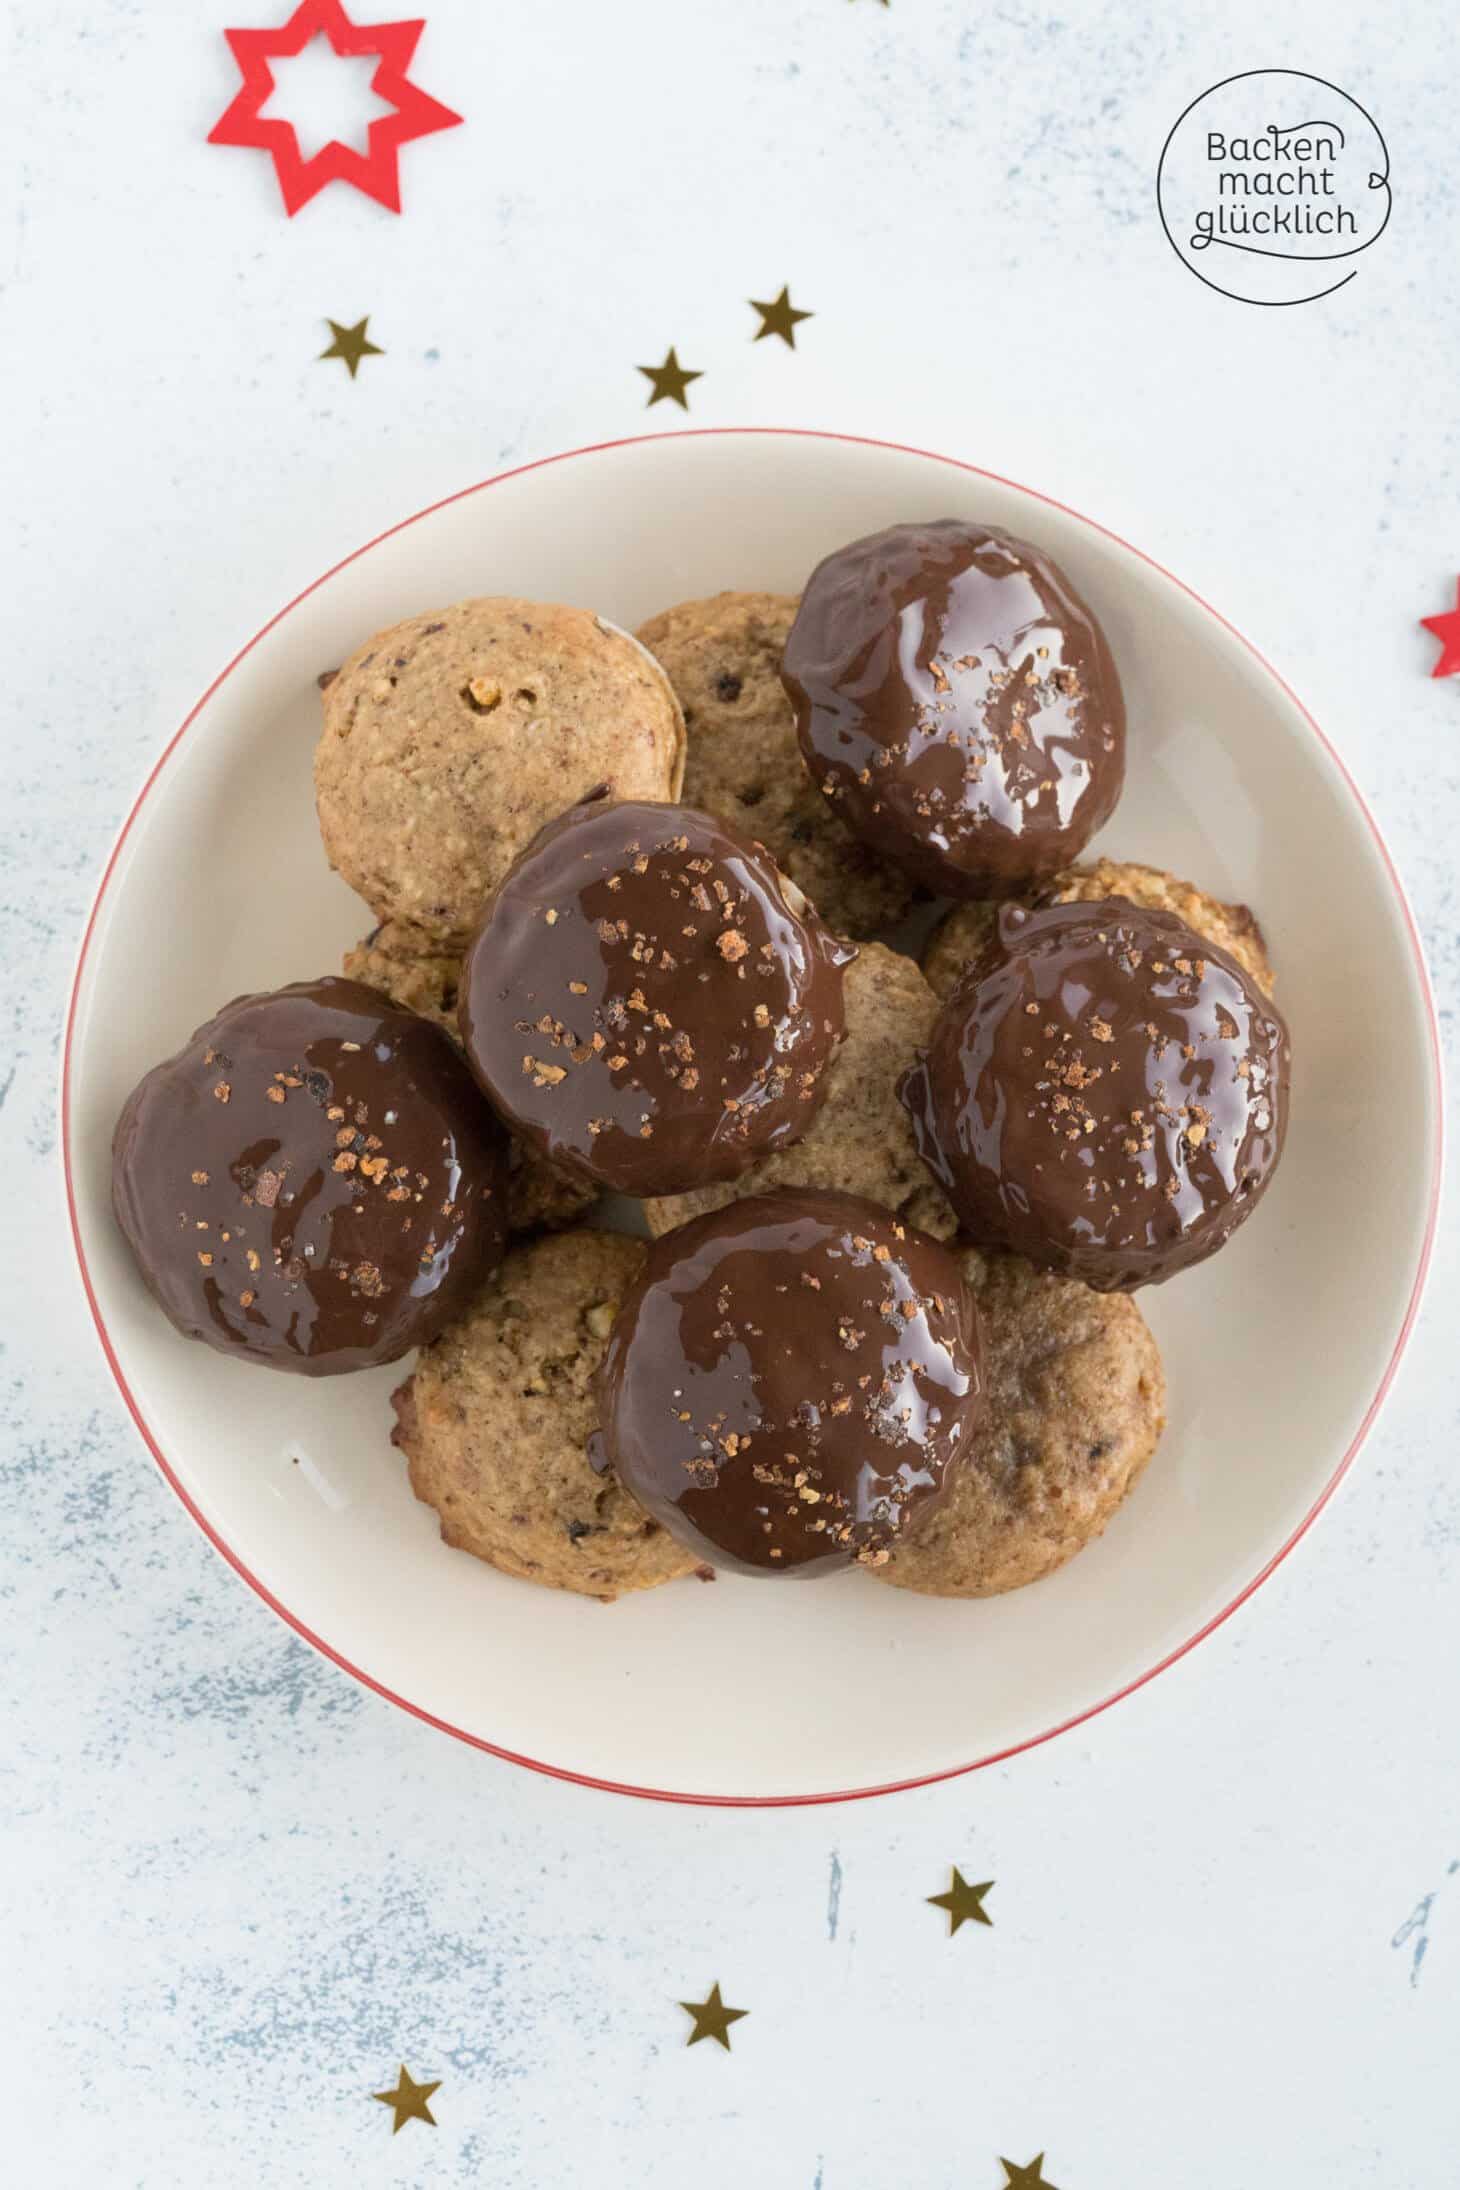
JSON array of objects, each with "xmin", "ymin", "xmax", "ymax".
[
  {"xmin": 208, "ymin": 0, "xmax": 462, "ymax": 216},
  {"xmin": 1421, "ymin": 580, "xmax": 1460, "ymax": 679}
]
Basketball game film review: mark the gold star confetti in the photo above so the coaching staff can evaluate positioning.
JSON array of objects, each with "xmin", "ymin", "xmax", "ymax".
[
  {"xmin": 371, "ymin": 2064, "xmax": 441, "ymax": 2133},
  {"xmin": 927, "ymin": 1866, "xmax": 994, "ymax": 1935},
  {"xmin": 1001, "ymin": 2157, "xmax": 1061, "ymax": 2188},
  {"xmin": 680, "ymin": 1982, "xmax": 749, "ymax": 2049},
  {"xmin": 319, "ymin": 316, "xmax": 384, "ymax": 379},
  {"xmin": 638, "ymin": 346, "xmax": 703, "ymax": 410},
  {"xmin": 750, "ymin": 286, "xmax": 814, "ymax": 348}
]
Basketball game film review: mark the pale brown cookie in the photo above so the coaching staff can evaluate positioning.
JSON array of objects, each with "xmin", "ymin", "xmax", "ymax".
[
  {"xmin": 342, "ymin": 921, "xmax": 596, "ymax": 1236},
  {"xmin": 871, "ymin": 1251, "xmax": 1165, "ymax": 1597},
  {"xmin": 921, "ymin": 900, "xmax": 1001, "ymax": 1004},
  {"xmin": 643, "ymin": 940, "xmax": 954, "ymax": 1241},
  {"xmin": 921, "ymin": 857, "xmax": 1275, "ymax": 1001},
  {"xmin": 392, "ymin": 1230, "xmax": 704, "ymax": 1602},
  {"xmin": 316, "ymin": 599, "xmax": 686, "ymax": 945},
  {"xmin": 342, "ymin": 921, "xmax": 461, "ymax": 1036},
  {"xmin": 636, "ymin": 592, "xmax": 916, "ymax": 937}
]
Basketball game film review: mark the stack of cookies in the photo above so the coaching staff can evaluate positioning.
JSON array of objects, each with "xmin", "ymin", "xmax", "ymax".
[{"xmin": 112, "ymin": 523, "xmax": 1291, "ymax": 1606}]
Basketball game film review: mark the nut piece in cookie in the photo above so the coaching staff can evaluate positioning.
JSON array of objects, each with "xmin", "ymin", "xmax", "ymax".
[
  {"xmin": 922, "ymin": 858, "xmax": 1275, "ymax": 1002},
  {"xmin": 112, "ymin": 977, "xmax": 509, "ymax": 1375},
  {"xmin": 872, "ymin": 1251, "xmax": 1165, "ymax": 1597},
  {"xmin": 636, "ymin": 592, "xmax": 916, "ymax": 938},
  {"xmin": 902, "ymin": 899, "xmax": 1291, "ymax": 1290},
  {"xmin": 782, "ymin": 522, "xmax": 1125, "ymax": 898},
  {"xmin": 315, "ymin": 598, "xmax": 686, "ymax": 944},
  {"xmin": 392, "ymin": 1230, "xmax": 702, "ymax": 1602},
  {"xmin": 644, "ymin": 940, "xmax": 955, "ymax": 1242},
  {"xmin": 458, "ymin": 797, "xmax": 855, "ymax": 1198},
  {"xmin": 342, "ymin": 921, "xmax": 596, "ymax": 1235},
  {"xmin": 594, "ymin": 1190, "xmax": 986, "ymax": 1577}
]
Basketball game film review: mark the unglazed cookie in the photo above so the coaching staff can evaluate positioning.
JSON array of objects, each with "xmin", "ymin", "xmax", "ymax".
[
  {"xmin": 458, "ymin": 798, "xmax": 854, "ymax": 1197},
  {"xmin": 921, "ymin": 859, "xmax": 1276, "ymax": 1002},
  {"xmin": 593, "ymin": 1191, "xmax": 986, "ymax": 1576},
  {"xmin": 872, "ymin": 1251, "xmax": 1165, "ymax": 1597},
  {"xmin": 341, "ymin": 920, "xmax": 463, "ymax": 1036},
  {"xmin": 636, "ymin": 592, "xmax": 916, "ymax": 937},
  {"xmin": 391, "ymin": 1230, "xmax": 703, "ymax": 1602},
  {"xmin": 341, "ymin": 921, "xmax": 596, "ymax": 1235},
  {"xmin": 903, "ymin": 900, "xmax": 1291, "ymax": 1289},
  {"xmin": 783, "ymin": 521, "xmax": 1125, "ymax": 897},
  {"xmin": 112, "ymin": 978, "xmax": 509, "ymax": 1375},
  {"xmin": 315, "ymin": 598, "xmax": 686, "ymax": 944},
  {"xmin": 643, "ymin": 941, "xmax": 955, "ymax": 1242}
]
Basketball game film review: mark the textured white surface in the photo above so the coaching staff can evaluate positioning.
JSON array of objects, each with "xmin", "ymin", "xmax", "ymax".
[{"xmin": 3, "ymin": 0, "xmax": 1458, "ymax": 2182}]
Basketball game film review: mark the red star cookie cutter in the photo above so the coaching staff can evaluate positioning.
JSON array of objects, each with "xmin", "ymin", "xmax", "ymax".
[
  {"xmin": 208, "ymin": 0, "xmax": 462, "ymax": 216},
  {"xmin": 1421, "ymin": 580, "xmax": 1460, "ymax": 680}
]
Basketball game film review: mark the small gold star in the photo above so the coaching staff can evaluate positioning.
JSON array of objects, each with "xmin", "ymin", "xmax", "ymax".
[
  {"xmin": 319, "ymin": 316, "xmax": 384, "ymax": 379},
  {"xmin": 638, "ymin": 346, "xmax": 703, "ymax": 410},
  {"xmin": 680, "ymin": 1982, "xmax": 749, "ymax": 2049},
  {"xmin": 371, "ymin": 2064, "xmax": 441, "ymax": 2133},
  {"xmin": 1001, "ymin": 2157, "xmax": 1060, "ymax": 2188},
  {"xmin": 927, "ymin": 1866, "xmax": 994, "ymax": 1935},
  {"xmin": 749, "ymin": 286, "xmax": 814, "ymax": 348}
]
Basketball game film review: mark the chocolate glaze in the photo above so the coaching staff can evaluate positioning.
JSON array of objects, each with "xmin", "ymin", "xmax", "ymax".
[
  {"xmin": 592, "ymin": 1189, "xmax": 985, "ymax": 1576},
  {"xmin": 112, "ymin": 977, "xmax": 509, "ymax": 1374},
  {"xmin": 782, "ymin": 520, "xmax": 1126, "ymax": 898},
  {"xmin": 901, "ymin": 899, "xmax": 1290, "ymax": 1290},
  {"xmin": 458, "ymin": 799, "xmax": 854, "ymax": 1198}
]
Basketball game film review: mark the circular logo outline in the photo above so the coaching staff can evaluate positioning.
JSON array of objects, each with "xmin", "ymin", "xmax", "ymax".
[{"xmin": 1157, "ymin": 68, "xmax": 1391, "ymax": 307}]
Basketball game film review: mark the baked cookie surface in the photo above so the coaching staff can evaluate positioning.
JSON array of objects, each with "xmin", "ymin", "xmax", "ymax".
[
  {"xmin": 316, "ymin": 598, "xmax": 686, "ymax": 945},
  {"xmin": 341, "ymin": 922, "xmax": 597, "ymax": 1236},
  {"xmin": 921, "ymin": 857, "xmax": 1275, "ymax": 1001},
  {"xmin": 644, "ymin": 940, "xmax": 954, "ymax": 1241},
  {"xmin": 872, "ymin": 1251, "xmax": 1165, "ymax": 1597},
  {"xmin": 392, "ymin": 1230, "xmax": 702, "ymax": 1602},
  {"xmin": 636, "ymin": 592, "xmax": 915, "ymax": 937}
]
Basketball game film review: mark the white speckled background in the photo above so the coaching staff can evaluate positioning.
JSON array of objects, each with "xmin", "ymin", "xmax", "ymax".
[{"xmin": 4, "ymin": 2, "xmax": 1458, "ymax": 2182}]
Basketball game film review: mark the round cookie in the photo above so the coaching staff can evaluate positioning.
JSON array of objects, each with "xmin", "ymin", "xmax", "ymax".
[
  {"xmin": 643, "ymin": 940, "xmax": 955, "ymax": 1243},
  {"xmin": 457, "ymin": 797, "xmax": 854, "ymax": 1198},
  {"xmin": 782, "ymin": 521, "xmax": 1126, "ymax": 898},
  {"xmin": 636, "ymin": 592, "xmax": 916, "ymax": 937},
  {"xmin": 922, "ymin": 859, "xmax": 1275, "ymax": 1002},
  {"xmin": 872, "ymin": 1251, "xmax": 1165, "ymax": 1597},
  {"xmin": 112, "ymin": 977, "xmax": 509, "ymax": 1376},
  {"xmin": 391, "ymin": 1230, "xmax": 704, "ymax": 1602},
  {"xmin": 315, "ymin": 598, "xmax": 687, "ymax": 944},
  {"xmin": 342, "ymin": 921, "xmax": 596, "ymax": 1235},
  {"xmin": 903, "ymin": 899, "xmax": 1291, "ymax": 1290},
  {"xmin": 341, "ymin": 920, "xmax": 463, "ymax": 1036},
  {"xmin": 594, "ymin": 1190, "xmax": 986, "ymax": 1577}
]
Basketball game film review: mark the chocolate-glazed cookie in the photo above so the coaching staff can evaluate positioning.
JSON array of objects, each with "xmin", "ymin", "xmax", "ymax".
[
  {"xmin": 782, "ymin": 520, "xmax": 1125, "ymax": 898},
  {"xmin": 901, "ymin": 900, "xmax": 1290, "ymax": 1290},
  {"xmin": 112, "ymin": 977, "xmax": 509, "ymax": 1374},
  {"xmin": 592, "ymin": 1189, "xmax": 986, "ymax": 1576},
  {"xmin": 458, "ymin": 798, "xmax": 854, "ymax": 1198}
]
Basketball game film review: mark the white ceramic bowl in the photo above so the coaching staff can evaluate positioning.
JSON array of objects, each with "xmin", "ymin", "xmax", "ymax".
[{"xmin": 64, "ymin": 430, "xmax": 1442, "ymax": 1804}]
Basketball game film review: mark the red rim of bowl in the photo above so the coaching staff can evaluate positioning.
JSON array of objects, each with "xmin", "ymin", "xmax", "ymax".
[{"xmin": 61, "ymin": 427, "xmax": 1445, "ymax": 1808}]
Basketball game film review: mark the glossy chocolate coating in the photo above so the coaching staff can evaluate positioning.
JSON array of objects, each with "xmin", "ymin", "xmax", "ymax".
[
  {"xmin": 592, "ymin": 1189, "xmax": 986, "ymax": 1576},
  {"xmin": 112, "ymin": 977, "xmax": 509, "ymax": 1374},
  {"xmin": 782, "ymin": 520, "xmax": 1126, "ymax": 898},
  {"xmin": 901, "ymin": 900, "xmax": 1290, "ymax": 1290},
  {"xmin": 458, "ymin": 798, "xmax": 854, "ymax": 1198}
]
